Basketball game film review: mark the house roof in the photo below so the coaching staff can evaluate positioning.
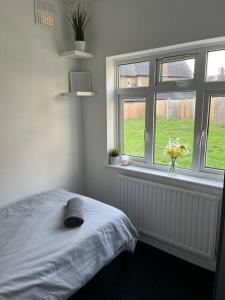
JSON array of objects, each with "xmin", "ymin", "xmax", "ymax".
[
  {"xmin": 162, "ymin": 61, "xmax": 193, "ymax": 79},
  {"xmin": 119, "ymin": 62, "xmax": 149, "ymax": 76}
]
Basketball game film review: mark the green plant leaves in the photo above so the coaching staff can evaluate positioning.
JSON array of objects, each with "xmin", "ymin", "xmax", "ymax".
[{"xmin": 68, "ymin": 1, "xmax": 90, "ymax": 41}]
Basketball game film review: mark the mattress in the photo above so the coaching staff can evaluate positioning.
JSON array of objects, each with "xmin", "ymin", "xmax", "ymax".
[{"xmin": 0, "ymin": 189, "xmax": 138, "ymax": 300}]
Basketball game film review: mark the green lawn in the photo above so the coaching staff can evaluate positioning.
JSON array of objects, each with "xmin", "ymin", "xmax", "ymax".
[{"xmin": 124, "ymin": 118, "xmax": 225, "ymax": 170}]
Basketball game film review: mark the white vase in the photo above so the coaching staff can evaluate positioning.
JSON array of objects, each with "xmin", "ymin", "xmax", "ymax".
[
  {"xmin": 110, "ymin": 156, "xmax": 119, "ymax": 165},
  {"xmin": 75, "ymin": 41, "xmax": 86, "ymax": 51}
]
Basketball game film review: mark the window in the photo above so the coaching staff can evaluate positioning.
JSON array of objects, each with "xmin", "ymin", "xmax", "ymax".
[
  {"xmin": 206, "ymin": 50, "xmax": 225, "ymax": 82},
  {"xmin": 119, "ymin": 61, "xmax": 150, "ymax": 88},
  {"xmin": 154, "ymin": 92, "xmax": 196, "ymax": 169},
  {"xmin": 159, "ymin": 58, "xmax": 195, "ymax": 82},
  {"xmin": 115, "ymin": 46, "xmax": 225, "ymax": 176},
  {"xmin": 121, "ymin": 98, "xmax": 146, "ymax": 157},
  {"xmin": 205, "ymin": 95, "xmax": 225, "ymax": 170}
]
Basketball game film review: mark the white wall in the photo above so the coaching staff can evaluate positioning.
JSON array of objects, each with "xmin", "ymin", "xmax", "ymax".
[
  {"xmin": 0, "ymin": 0, "xmax": 84, "ymax": 207},
  {"xmin": 82, "ymin": 0, "xmax": 225, "ymax": 204}
]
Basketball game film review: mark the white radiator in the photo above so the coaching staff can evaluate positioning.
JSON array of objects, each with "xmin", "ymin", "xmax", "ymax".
[{"xmin": 117, "ymin": 175, "xmax": 220, "ymax": 260}]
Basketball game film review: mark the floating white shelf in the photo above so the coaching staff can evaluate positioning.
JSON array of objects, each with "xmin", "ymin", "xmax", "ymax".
[
  {"xmin": 61, "ymin": 91, "xmax": 96, "ymax": 97},
  {"xmin": 60, "ymin": 50, "xmax": 94, "ymax": 59}
]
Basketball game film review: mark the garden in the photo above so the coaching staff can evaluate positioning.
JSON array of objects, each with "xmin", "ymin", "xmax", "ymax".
[{"xmin": 124, "ymin": 117, "xmax": 225, "ymax": 170}]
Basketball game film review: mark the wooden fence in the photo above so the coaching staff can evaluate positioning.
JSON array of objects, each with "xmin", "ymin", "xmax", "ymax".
[
  {"xmin": 124, "ymin": 98, "xmax": 225, "ymax": 123},
  {"xmin": 123, "ymin": 102, "xmax": 146, "ymax": 120},
  {"xmin": 209, "ymin": 98, "xmax": 225, "ymax": 123}
]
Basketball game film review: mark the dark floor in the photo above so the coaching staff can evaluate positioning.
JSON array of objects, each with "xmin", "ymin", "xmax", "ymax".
[{"xmin": 69, "ymin": 242, "xmax": 215, "ymax": 300}]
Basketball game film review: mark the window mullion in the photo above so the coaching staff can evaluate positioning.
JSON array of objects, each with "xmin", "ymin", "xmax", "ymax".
[
  {"xmin": 147, "ymin": 58, "xmax": 157, "ymax": 167},
  {"xmin": 154, "ymin": 81, "xmax": 196, "ymax": 93},
  {"xmin": 199, "ymin": 90, "xmax": 210, "ymax": 172},
  {"xmin": 117, "ymin": 96, "xmax": 123, "ymax": 153},
  {"xmin": 116, "ymin": 87, "xmax": 150, "ymax": 96},
  {"xmin": 192, "ymin": 50, "xmax": 207, "ymax": 173}
]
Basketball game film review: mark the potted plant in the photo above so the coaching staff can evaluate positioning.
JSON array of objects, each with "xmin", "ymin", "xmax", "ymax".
[
  {"xmin": 109, "ymin": 148, "xmax": 120, "ymax": 165},
  {"xmin": 69, "ymin": 0, "xmax": 90, "ymax": 51}
]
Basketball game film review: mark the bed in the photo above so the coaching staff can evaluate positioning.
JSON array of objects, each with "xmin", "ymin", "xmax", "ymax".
[{"xmin": 0, "ymin": 189, "xmax": 138, "ymax": 300}]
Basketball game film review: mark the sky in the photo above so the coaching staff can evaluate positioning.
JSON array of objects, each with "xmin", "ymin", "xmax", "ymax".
[
  {"xmin": 207, "ymin": 49, "xmax": 225, "ymax": 76},
  {"xmin": 186, "ymin": 49, "xmax": 225, "ymax": 77}
]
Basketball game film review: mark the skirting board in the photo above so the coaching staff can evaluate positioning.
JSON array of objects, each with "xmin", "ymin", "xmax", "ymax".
[{"xmin": 139, "ymin": 232, "xmax": 216, "ymax": 271}]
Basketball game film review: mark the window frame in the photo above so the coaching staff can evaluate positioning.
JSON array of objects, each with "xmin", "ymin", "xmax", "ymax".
[
  {"xmin": 115, "ymin": 45, "xmax": 225, "ymax": 177},
  {"xmin": 206, "ymin": 48, "xmax": 225, "ymax": 83},
  {"xmin": 200, "ymin": 89, "xmax": 225, "ymax": 174},
  {"xmin": 153, "ymin": 90, "xmax": 197, "ymax": 170},
  {"xmin": 156, "ymin": 53, "xmax": 198, "ymax": 87},
  {"xmin": 118, "ymin": 60, "xmax": 150, "ymax": 89},
  {"xmin": 118, "ymin": 96, "xmax": 148, "ymax": 162}
]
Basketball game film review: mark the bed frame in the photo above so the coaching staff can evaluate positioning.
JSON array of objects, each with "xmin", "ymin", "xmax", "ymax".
[{"xmin": 68, "ymin": 251, "xmax": 129, "ymax": 299}]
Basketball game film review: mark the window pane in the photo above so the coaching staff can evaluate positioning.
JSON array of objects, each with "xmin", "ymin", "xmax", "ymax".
[
  {"xmin": 205, "ymin": 96, "xmax": 225, "ymax": 169},
  {"xmin": 154, "ymin": 91, "xmax": 196, "ymax": 169},
  {"xmin": 206, "ymin": 50, "xmax": 225, "ymax": 82},
  {"xmin": 122, "ymin": 98, "xmax": 146, "ymax": 157},
  {"xmin": 160, "ymin": 58, "xmax": 195, "ymax": 82},
  {"xmin": 119, "ymin": 61, "xmax": 150, "ymax": 88}
]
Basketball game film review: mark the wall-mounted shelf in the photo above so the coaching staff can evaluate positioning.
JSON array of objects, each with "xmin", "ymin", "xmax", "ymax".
[
  {"xmin": 60, "ymin": 51, "xmax": 95, "ymax": 97},
  {"xmin": 60, "ymin": 50, "xmax": 94, "ymax": 59},
  {"xmin": 61, "ymin": 91, "xmax": 96, "ymax": 97}
]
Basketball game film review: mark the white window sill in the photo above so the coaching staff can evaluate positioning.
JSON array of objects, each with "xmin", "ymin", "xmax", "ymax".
[{"xmin": 105, "ymin": 164, "xmax": 224, "ymax": 190}]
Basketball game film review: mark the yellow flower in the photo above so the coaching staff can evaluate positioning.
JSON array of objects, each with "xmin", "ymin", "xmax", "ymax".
[{"xmin": 164, "ymin": 139, "xmax": 187, "ymax": 160}]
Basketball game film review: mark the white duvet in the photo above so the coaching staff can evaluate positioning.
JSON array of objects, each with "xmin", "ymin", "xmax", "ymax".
[{"xmin": 0, "ymin": 189, "xmax": 138, "ymax": 300}]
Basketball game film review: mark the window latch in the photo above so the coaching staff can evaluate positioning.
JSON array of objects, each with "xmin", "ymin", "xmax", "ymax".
[
  {"xmin": 144, "ymin": 128, "xmax": 149, "ymax": 142},
  {"xmin": 199, "ymin": 130, "xmax": 206, "ymax": 146}
]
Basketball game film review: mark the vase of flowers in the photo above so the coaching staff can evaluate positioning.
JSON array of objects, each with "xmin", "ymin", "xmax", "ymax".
[
  {"xmin": 69, "ymin": 1, "xmax": 90, "ymax": 52},
  {"xmin": 164, "ymin": 138, "xmax": 187, "ymax": 175}
]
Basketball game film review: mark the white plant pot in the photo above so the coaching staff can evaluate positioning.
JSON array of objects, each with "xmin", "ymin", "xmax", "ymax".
[
  {"xmin": 75, "ymin": 41, "xmax": 86, "ymax": 51},
  {"xmin": 110, "ymin": 156, "xmax": 119, "ymax": 165}
]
